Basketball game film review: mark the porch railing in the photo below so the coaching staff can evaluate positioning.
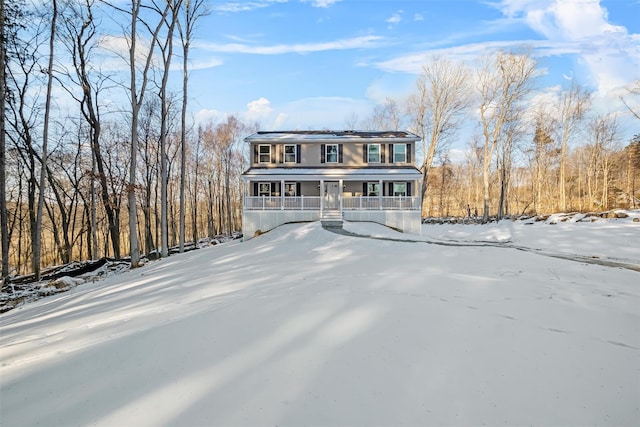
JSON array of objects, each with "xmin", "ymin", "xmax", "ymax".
[
  {"xmin": 243, "ymin": 196, "xmax": 419, "ymax": 210},
  {"xmin": 343, "ymin": 196, "xmax": 420, "ymax": 210},
  {"xmin": 243, "ymin": 196, "xmax": 321, "ymax": 210}
]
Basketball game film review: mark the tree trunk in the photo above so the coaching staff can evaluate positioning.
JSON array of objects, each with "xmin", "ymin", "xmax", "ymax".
[
  {"xmin": 0, "ymin": 0, "xmax": 9, "ymax": 281},
  {"xmin": 33, "ymin": 0, "xmax": 57, "ymax": 280}
]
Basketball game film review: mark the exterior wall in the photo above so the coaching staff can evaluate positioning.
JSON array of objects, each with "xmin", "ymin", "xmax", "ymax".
[
  {"xmin": 242, "ymin": 209, "xmax": 421, "ymax": 239},
  {"xmin": 243, "ymin": 210, "xmax": 320, "ymax": 239},
  {"xmin": 343, "ymin": 210, "xmax": 422, "ymax": 235},
  {"xmin": 300, "ymin": 181, "xmax": 320, "ymax": 196},
  {"xmin": 251, "ymin": 142, "xmax": 415, "ymax": 168}
]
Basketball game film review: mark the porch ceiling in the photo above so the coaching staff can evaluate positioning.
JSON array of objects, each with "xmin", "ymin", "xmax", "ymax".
[{"xmin": 242, "ymin": 167, "xmax": 422, "ymax": 181}]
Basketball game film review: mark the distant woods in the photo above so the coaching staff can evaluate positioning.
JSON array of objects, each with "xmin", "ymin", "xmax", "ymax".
[
  {"xmin": 1, "ymin": 1, "xmax": 639, "ymax": 281},
  {"xmin": 356, "ymin": 55, "xmax": 640, "ymax": 221}
]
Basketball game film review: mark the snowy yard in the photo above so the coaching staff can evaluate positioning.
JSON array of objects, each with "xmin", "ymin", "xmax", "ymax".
[{"xmin": 1, "ymin": 213, "xmax": 639, "ymax": 426}]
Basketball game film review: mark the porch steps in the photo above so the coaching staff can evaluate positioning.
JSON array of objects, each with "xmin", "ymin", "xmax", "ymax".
[{"xmin": 321, "ymin": 210, "xmax": 343, "ymax": 230}]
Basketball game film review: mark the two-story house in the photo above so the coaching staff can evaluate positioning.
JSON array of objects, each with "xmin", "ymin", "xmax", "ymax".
[{"xmin": 241, "ymin": 130, "xmax": 422, "ymax": 239}]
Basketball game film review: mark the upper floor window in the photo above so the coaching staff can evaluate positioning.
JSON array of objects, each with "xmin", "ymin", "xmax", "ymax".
[
  {"xmin": 284, "ymin": 144, "xmax": 296, "ymax": 163},
  {"xmin": 326, "ymin": 144, "xmax": 338, "ymax": 163},
  {"xmin": 258, "ymin": 145, "xmax": 271, "ymax": 163},
  {"xmin": 368, "ymin": 144, "xmax": 381, "ymax": 163},
  {"xmin": 393, "ymin": 144, "xmax": 406, "ymax": 163}
]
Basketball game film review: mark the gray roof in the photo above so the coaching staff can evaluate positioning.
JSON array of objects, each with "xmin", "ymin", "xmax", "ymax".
[
  {"xmin": 244, "ymin": 130, "xmax": 420, "ymax": 144},
  {"xmin": 242, "ymin": 167, "xmax": 422, "ymax": 182}
]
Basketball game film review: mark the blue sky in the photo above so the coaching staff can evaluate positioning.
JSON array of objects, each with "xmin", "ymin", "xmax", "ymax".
[
  {"xmin": 99, "ymin": 0, "xmax": 639, "ymax": 138},
  {"xmin": 184, "ymin": 0, "xmax": 640, "ymax": 135}
]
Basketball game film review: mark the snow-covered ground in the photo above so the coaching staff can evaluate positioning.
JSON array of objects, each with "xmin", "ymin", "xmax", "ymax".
[{"xmin": 1, "ymin": 214, "xmax": 639, "ymax": 426}]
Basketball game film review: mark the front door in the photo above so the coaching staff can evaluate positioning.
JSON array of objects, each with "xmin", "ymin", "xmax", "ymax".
[{"xmin": 324, "ymin": 182, "xmax": 340, "ymax": 209}]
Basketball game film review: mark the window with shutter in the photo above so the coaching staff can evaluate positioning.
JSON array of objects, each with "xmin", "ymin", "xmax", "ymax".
[
  {"xmin": 284, "ymin": 144, "xmax": 296, "ymax": 163},
  {"xmin": 392, "ymin": 182, "xmax": 407, "ymax": 196},
  {"xmin": 326, "ymin": 144, "xmax": 338, "ymax": 163},
  {"xmin": 393, "ymin": 144, "xmax": 407, "ymax": 163},
  {"xmin": 258, "ymin": 145, "xmax": 271, "ymax": 163},
  {"xmin": 258, "ymin": 182, "xmax": 271, "ymax": 196},
  {"xmin": 367, "ymin": 144, "xmax": 381, "ymax": 163}
]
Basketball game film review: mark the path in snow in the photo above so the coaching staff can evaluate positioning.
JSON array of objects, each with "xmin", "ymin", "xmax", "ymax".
[{"xmin": 332, "ymin": 222, "xmax": 640, "ymax": 272}]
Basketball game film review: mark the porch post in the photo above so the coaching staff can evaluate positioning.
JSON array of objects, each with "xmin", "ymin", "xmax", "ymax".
[
  {"xmin": 281, "ymin": 179, "xmax": 285, "ymax": 210},
  {"xmin": 339, "ymin": 179, "xmax": 343, "ymax": 214},
  {"xmin": 320, "ymin": 179, "xmax": 324, "ymax": 218}
]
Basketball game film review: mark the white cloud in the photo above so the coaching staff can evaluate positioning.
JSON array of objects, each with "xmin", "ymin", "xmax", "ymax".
[
  {"xmin": 195, "ymin": 96, "xmax": 374, "ymax": 130},
  {"xmin": 493, "ymin": 0, "xmax": 640, "ymax": 95},
  {"xmin": 189, "ymin": 57, "xmax": 225, "ymax": 71},
  {"xmin": 214, "ymin": 0, "xmax": 288, "ymax": 13},
  {"xmin": 386, "ymin": 11, "xmax": 402, "ymax": 25},
  {"xmin": 195, "ymin": 108, "xmax": 227, "ymax": 125},
  {"xmin": 414, "ymin": 13, "xmax": 424, "ymax": 22},
  {"xmin": 301, "ymin": 0, "xmax": 343, "ymax": 8},
  {"xmin": 195, "ymin": 35, "xmax": 383, "ymax": 55}
]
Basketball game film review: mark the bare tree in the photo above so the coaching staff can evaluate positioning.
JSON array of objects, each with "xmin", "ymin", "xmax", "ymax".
[
  {"xmin": 557, "ymin": 83, "xmax": 591, "ymax": 210},
  {"xmin": 177, "ymin": 0, "xmax": 207, "ymax": 252},
  {"xmin": 586, "ymin": 115, "xmax": 620, "ymax": 209},
  {"xmin": 156, "ymin": 0, "xmax": 181, "ymax": 258},
  {"xmin": 62, "ymin": 0, "xmax": 123, "ymax": 259},
  {"xmin": 0, "ymin": 0, "xmax": 9, "ymax": 281},
  {"xmin": 530, "ymin": 110, "xmax": 556, "ymax": 214},
  {"xmin": 363, "ymin": 98, "xmax": 403, "ymax": 130},
  {"xmin": 476, "ymin": 51, "xmax": 537, "ymax": 222},
  {"xmin": 122, "ymin": 0, "xmax": 170, "ymax": 268},
  {"xmin": 31, "ymin": 0, "xmax": 58, "ymax": 280},
  {"xmin": 407, "ymin": 57, "xmax": 470, "ymax": 213},
  {"xmin": 621, "ymin": 79, "xmax": 640, "ymax": 121}
]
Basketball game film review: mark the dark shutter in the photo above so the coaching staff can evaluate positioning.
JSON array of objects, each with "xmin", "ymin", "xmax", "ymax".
[
  {"xmin": 296, "ymin": 145, "xmax": 301, "ymax": 163},
  {"xmin": 388, "ymin": 182, "xmax": 393, "ymax": 196},
  {"xmin": 253, "ymin": 145, "xmax": 258, "ymax": 163},
  {"xmin": 270, "ymin": 182, "xmax": 276, "ymax": 195},
  {"xmin": 407, "ymin": 182, "xmax": 412, "ymax": 196},
  {"xmin": 389, "ymin": 144, "xmax": 394, "ymax": 163},
  {"xmin": 363, "ymin": 144, "xmax": 368, "ymax": 163},
  {"xmin": 338, "ymin": 144, "xmax": 343, "ymax": 163},
  {"xmin": 407, "ymin": 143, "xmax": 412, "ymax": 163},
  {"xmin": 320, "ymin": 144, "xmax": 325, "ymax": 163},
  {"xmin": 380, "ymin": 144, "xmax": 385, "ymax": 163},
  {"xmin": 296, "ymin": 182, "xmax": 301, "ymax": 195},
  {"xmin": 280, "ymin": 145, "xmax": 284, "ymax": 163},
  {"xmin": 362, "ymin": 182, "xmax": 368, "ymax": 196},
  {"xmin": 271, "ymin": 145, "xmax": 276, "ymax": 163},
  {"xmin": 253, "ymin": 182, "xmax": 258, "ymax": 196}
]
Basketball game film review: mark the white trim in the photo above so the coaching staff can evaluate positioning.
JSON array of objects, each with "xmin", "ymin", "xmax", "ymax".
[
  {"xmin": 393, "ymin": 144, "xmax": 406, "ymax": 163},
  {"xmin": 367, "ymin": 182, "xmax": 380, "ymax": 197},
  {"xmin": 243, "ymin": 167, "xmax": 421, "ymax": 182},
  {"xmin": 367, "ymin": 143, "xmax": 381, "ymax": 163},
  {"xmin": 284, "ymin": 144, "xmax": 297, "ymax": 164},
  {"xmin": 258, "ymin": 182, "xmax": 271, "ymax": 196},
  {"xmin": 258, "ymin": 145, "xmax": 271, "ymax": 163},
  {"xmin": 325, "ymin": 144, "xmax": 339, "ymax": 163},
  {"xmin": 284, "ymin": 181, "xmax": 297, "ymax": 196},
  {"xmin": 393, "ymin": 182, "xmax": 407, "ymax": 196}
]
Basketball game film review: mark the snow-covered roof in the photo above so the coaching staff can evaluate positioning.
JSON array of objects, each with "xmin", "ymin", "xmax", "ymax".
[
  {"xmin": 244, "ymin": 130, "xmax": 421, "ymax": 144},
  {"xmin": 242, "ymin": 167, "xmax": 422, "ymax": 181}
]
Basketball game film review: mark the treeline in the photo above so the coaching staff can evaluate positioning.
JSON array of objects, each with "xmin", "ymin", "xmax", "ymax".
[
  {"xmin": 0, "ymin": 0, "xmax": 254, "ymax": 280},
  {"xmin": 1, "ymin": 1, "xmax": 639, "ymax": 282},
  {"xmin": 349, "ymin": 57, "xmax": 640, "ymax": 220}
]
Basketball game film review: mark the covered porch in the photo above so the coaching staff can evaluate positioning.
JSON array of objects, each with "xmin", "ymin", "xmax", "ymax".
[{"xmin": 241, "ymin": 168, "xmax": 422, "ymax": 238}]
